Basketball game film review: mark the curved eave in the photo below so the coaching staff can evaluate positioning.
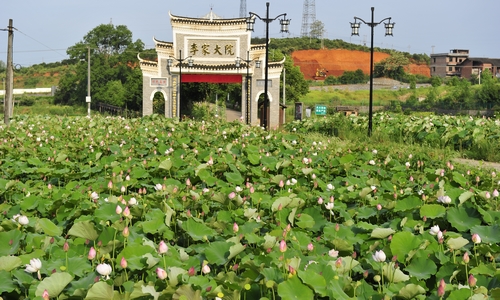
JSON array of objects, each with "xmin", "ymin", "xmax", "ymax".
[
  {"xmin": 169, "ymin": 11, "xmax": 247, "ymax": 26},
  {"xmin": 139, "ymin": 59, "xmax": 158, "ymax": 68},
  {"xmin": 250, "ymin": 44, "xmax": 266, "ymax": 51},
  {"xmin": 153, "ymin": 37, "xmax": 173, "ymax": 49}
]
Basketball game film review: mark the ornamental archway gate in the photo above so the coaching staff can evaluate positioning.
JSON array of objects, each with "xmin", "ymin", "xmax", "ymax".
[{"xmin": 139, "ymin": 10, "xmax": 284, "ymax": 128}]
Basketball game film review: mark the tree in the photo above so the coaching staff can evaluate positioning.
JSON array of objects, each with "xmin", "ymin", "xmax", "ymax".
[
  {"xmin": 55, "ymin": 24, "xmax": 144, "ymax": 109},
  {"xmin": 309, "ymin": 20, "xmax": 325, "ymax": 39},
  {"xmin": 475, "ymin": 68, "xmax": 500, "ymax": 108},
  {"xmin": 374, "ymin": 52, "xmax": 409, "ymax": 80},
  {"xmin": 430, "ymin": 76, "xmax": 442, "ymax": 87},
  {"xmin": 0, "ymin": 60, "xmax": 6, "ymax": 73},
  {"xmin": 281, "ymin": 55, "xmax": 309, "ymax": 103}
]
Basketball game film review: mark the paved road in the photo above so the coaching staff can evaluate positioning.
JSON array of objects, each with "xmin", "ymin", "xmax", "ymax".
[{"xmin": 225, "ymin": 108, "xmax": 243, "ymax": 122}]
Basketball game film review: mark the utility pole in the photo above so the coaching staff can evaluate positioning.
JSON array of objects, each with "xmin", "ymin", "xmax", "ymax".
[
  {"xmin": 86, "ymin": 46, "xmax": 91, "ymax": 117},
  {"xmin": 4, "ymin": 19, "xmax": 13, "ymax": 125}
]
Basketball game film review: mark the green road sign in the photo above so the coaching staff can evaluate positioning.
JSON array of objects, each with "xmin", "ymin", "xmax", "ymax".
[{"xmin": 315, "ymin": 105, "xmax": 327, "ymax": 115}]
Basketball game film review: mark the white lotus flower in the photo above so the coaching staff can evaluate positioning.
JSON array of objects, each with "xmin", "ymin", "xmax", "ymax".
[
  {"xmin": 429, "ymin": 225, "xmax": 440, "ymax": 236},
  {"xmin": 17, "ymin": 215, "xmax": 29, "ymax": 225},
  {"xmin": 437, "ymin": 195, "xmax": 451, "ymax": 204},
  {"xmin": 25, "ymin": 258, "xmax": 42, "ymax": 273},
  {"xmin": 25, "ymin": 258, "xmax": 42, "ymax": 280},
  {"xmin": 128, "ymin": 197, "xmax": 137, "ymax": 206},
  {"xmin": 372, "ymin": 250, "xmax": 386, "ymax": 262},
  {"xmin": 96, "ymin": 263, "xmax": 112, "ymax": 280}
]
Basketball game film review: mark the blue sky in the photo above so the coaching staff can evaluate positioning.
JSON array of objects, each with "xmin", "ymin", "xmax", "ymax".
[{"xmin": 1, "ymin": 0, "xmax": 499, "ymax": 66}]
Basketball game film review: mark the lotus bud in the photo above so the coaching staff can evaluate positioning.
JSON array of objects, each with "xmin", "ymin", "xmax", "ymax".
[
  {"xmin": 120, "ymin": 257, "xmax": 127, "ymax": 269},
  {"xmin": 88, "ymin": 247, "xmax": 96, "ymax": 260},
  {"xmin": 158, "ymin": 241, "xmax": 168, "ymax": 254},
  {"xmin": 472, "ymin": 233, "xmax": 481, "ymax": 244},
  {"xmin": 156, "ymin": 267, "xmax": 167, "ymax": 280},
  {"xmin": 279, "ymin": 240, "xmax": 287, "ymax": 253}
]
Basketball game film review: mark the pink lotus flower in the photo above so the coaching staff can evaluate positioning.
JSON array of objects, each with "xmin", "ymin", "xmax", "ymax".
[
  {"xmin": 437, "ymin": 279, "xmax": 445, "ymax": 297},
  {"xmin": 123, "ymin": 227, "xmax": 130, "ymax": 238},
  {"xmin": 123, "ymin": 206, "xmax": 130, "ymax": 217},
  {"xmin": 463, "ymin": 252, "xmax": 470, "ymax": 264},
  {"xmin": 472, "ymin": 233, "xmax": 481, "ymax": 244},
  {"xmin": 88, "ymin": 247, "xmax": 96, "ymax": 260},
  {"xmin": 468, "ymin": 274, "xmax": 476, "ymax": 287},
  {"xmin": 328, "ymin": 249, "xmax": 339, "ymax": 258},
  {"xmin": 158, "ymin": 241, "xmax": 168, "ymax": 254},
  {"xmin": 307, "ymin": 243, "xmax": 314, "ymax": 251},
  {"xmin": 42, "ymin": 289, "xmax": 50, "ymax": 300},
  {"xmin": 202, "ymin": 263, "xmax": 211, "ymax": 274},
  {"xmin": 120, "ymin": 257, "xmax": 127, "ymax": 269},
  {"xmin": 156, "ymin": 267, "xmax": 167, "ymax": 280},
  {"xmin": 115, "ymin": 205, "xmax": 122, "ymax": 215},
  {"xmin": 233, "ymin": 222, "xmax": 239, "ymax": 233},
  {"xmin": 279, "ymin": 240, "xmax": 287, "ymax": 253}
]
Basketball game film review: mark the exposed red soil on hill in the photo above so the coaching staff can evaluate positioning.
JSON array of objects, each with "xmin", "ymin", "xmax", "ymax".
[{"xmin": 292, "ymin": 49, "xmax": 430, "ymax": 80}]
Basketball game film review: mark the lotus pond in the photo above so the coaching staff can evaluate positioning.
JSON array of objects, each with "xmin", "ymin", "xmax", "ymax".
[{"xmin": 0, "ymin": 114, "xmax": 499, "ymax": 299}]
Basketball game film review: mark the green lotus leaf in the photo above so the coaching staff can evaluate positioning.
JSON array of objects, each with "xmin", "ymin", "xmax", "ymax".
[
  {"xmin": 296, "ymin": 213, "xmax": 315, "ymax": 229},
  {"xmin": 159, "ymin": 158, "xmax": 172, "ymax": 170},
  {"xmin": 85, "ymin": 281, "xmax": 116, "ymax": 300},
  {"xmin": 447, "ymin": 237, "xmax": 469, "ymax": 250},
  {"xmin": 458, "ymin": 191, "xmax": 475, "ymax": 205},
  {"xmin": 0, "ymin": 256, "xmax": 22, "ymax": 271},
  {"xmin": 205, "ymin": 241, "xmax": 231, "ymax": 265},
  {"xmin": 390, "ymin": 231, "xmax": 421, "ymax": 262},
  {"xmin": 382, "ymin": 264, "xmax": 410, "ymax": 283},
  {"xmin": 298, "ymin": 269, "xmax": 327, "ymax": 297},
  {"xmin": 470, "ymin": 263, "xmax": 496, "ymax": 276},
  {"xmin": 37, "ymin": 218, "xmax": 63, "ymax": 236},
  {"xmin": 0, "ymin": 230, "xmax": 23, "ymax": 256},
  {"xmin": 446, "ymin": 206, "xmax": 481, "ymax": 232},
  {"xmin": 183, "ymin": 218, "xmax": 217, "ymax": 241},
  {"xmin": 371, "ymin": 227, "xmax": 396, "ymax": 239},
  {"xmin": 398, "ymin": 284, "xmax": 426, "ymax": 299},
  {"xmin": 68, "ymin": 220, "xmax": 99, "ymax": 241},
  {"xmin": 224, "ymin": 171, "xmax": 244, "ymax": 185},
  {"xmin": 393, "ymin": 195, "xmax": 421, "ymax": 212},
  {"xmin": 277, "ymin": 275, "xmax": 314, "ymax": 300},
  {"xmin": 35, "ymin": 272, "xmax": 74, "ymax": 298},
  {"xmin": 420, "ymin": 204, "xmax": 446, "ymax": 219},
  {"xmin": 0, "ymin": 270, "xmax": 16, "ymax": 294},
  {"xmin": 173, "ymin": 284, "xmax": 202, "ymax": 300},
  {"xmin": 405, "ymin": 256, "xmax": 437, "ymax": 280},
  {"xmin": 470, "ymin": 225, "xmax": 500, "ymax": 244}
]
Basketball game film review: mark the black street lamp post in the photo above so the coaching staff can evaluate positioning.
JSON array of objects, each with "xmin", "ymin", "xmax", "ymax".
[
  {"xmin": 236, "ymin": 50, "xmax": 261, "ymax": 124},
  {"xmin": 247, "ymin": 2, "xmax": 290, "ymax": 129},
  {"xmin": 351, "ymin": 7, "xmax": 394, "ymax": 137},
  {"xmin": 167, "ymin": 49, "xmax": 193, "ymax": 119}
]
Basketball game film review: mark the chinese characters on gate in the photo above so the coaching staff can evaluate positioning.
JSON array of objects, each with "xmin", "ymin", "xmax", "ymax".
[{"xmin": 189, "ymin": 42, "xmax": 234, "ymax": 57}]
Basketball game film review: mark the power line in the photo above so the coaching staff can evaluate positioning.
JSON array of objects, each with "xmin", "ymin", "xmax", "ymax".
[{"xmin": 13, "ymin": 27, "xmax": 66, "ymax": 58}]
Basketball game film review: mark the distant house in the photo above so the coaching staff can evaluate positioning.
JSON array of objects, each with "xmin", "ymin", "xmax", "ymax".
[
  {"xmin": 458, "ymin": 57, "xmax": 500, "ymax": 80},
  {"xmin": 430, "ymin": 49, "xmax": 469, "ymax": 78},
  {"xmin": 430, "ymin": 49, "xmax": 500, "ymax": 80}
]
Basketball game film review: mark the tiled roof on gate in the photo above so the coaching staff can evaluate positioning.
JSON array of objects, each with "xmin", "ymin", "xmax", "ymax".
[{"xmin": 169, "ymin": 11, "xmax": 247, "ymax": 26}]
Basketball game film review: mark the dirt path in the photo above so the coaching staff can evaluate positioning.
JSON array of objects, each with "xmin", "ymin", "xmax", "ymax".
[{"xmin": 452, "ymin": 158, "xmax": 500, "ymax": 171}]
